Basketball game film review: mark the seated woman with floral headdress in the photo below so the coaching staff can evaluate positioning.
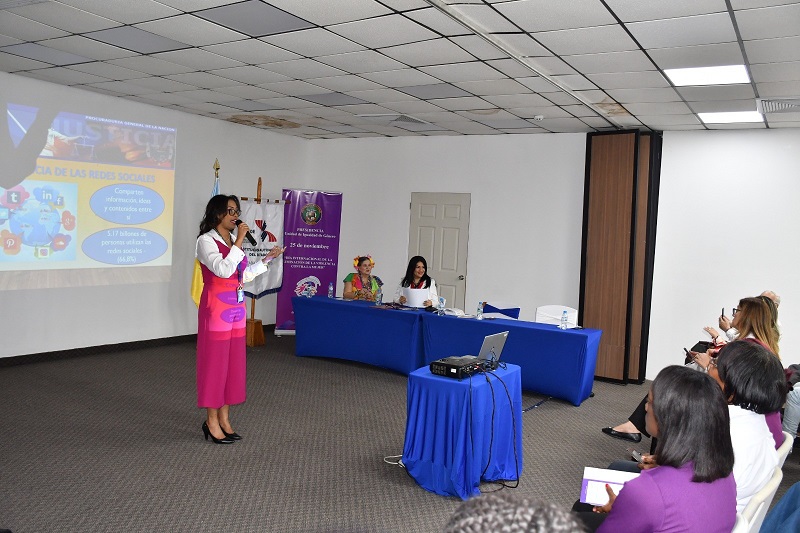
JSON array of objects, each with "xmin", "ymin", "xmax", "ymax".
[{"xmin": 343, "ymin": 255, "xmax": 383, "ymax": 301}]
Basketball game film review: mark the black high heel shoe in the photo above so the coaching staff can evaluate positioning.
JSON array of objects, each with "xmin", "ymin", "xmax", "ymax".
[
  {"xmin": 202, "ymin": 422, "xmax": 234, "ymax": 444},
  {"xmin": 221, "ymin": 428, "xmax": 242, "ymax": 440}
]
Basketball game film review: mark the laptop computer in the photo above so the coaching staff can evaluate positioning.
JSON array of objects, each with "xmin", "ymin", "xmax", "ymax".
[{"xmin": 476, "ymin": 331, "xmax": 509, "ymax": 369}]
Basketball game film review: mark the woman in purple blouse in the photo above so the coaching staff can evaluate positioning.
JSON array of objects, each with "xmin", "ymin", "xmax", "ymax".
[{"xmin": 594, "ymin": 365, "xmax": 737, "ymax": 533}]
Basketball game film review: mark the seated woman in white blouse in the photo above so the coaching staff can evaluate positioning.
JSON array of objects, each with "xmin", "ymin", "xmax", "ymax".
[{"xmin": 394, "ymin": 256, "xmax": 438, "ymax": 307}]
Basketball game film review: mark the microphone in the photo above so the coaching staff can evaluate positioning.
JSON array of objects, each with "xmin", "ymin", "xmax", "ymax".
[{"xmin": 235, "ymin": 220, "xmax": 257, "ymax": 246}]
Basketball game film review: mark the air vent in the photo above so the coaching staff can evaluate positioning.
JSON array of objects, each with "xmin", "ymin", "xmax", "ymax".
[{"xmin": 757, "ymin": 98, "xmax": 800, "ymax": 114}]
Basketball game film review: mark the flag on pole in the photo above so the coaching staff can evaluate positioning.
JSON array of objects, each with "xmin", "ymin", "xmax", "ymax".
[
  {"xmin": 241, "ymin": 199, "xmax": 284, "ymax": 298},
  {"xmin": 190, "ymin": 175, "xmax": 220, "ymax": 306}
]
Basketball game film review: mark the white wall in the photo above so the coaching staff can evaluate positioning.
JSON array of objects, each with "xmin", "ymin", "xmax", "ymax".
[
  {"xmin": 1, "ymin": 72, "xmax": 308, "ymax": 357},
  {"xmin": 306, "ymin": 133, "xmax": 587, "ymax": 321},
  {"xmin": 647, "ymin": 129, "xmax": 800, "ymax": 378}
]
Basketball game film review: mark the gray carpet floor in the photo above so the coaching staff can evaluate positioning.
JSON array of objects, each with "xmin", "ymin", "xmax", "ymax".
[{"xmin": 2, "ymin": 333, "xmax": 798, "ymax": 532}]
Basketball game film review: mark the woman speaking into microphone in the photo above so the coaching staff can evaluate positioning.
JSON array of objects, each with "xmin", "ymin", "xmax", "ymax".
[{"xmin": 195, "ymin": 194, "xmax": 284, "ymax": 444}]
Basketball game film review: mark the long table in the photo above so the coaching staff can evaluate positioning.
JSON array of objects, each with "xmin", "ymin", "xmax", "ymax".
[
  {"xmin": 402, "ymin": 364, "xmax": 523, "ymax": 499},
  {"xmin": 421, "ymin": 314, "xmax": 601, "ymax": 406},
  {"xmin": 293, "ymin": 297, "xmax": 426, "ymax": 375},
  {"xmin": 292, "ymin": 297, "xmax": 601, "ymax": 405}
]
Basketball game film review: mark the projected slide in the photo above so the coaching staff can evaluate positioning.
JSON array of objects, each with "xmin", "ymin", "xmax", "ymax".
[{"xmin": 1, "ymin": 103, "xmax": 176, "ymax": 289}]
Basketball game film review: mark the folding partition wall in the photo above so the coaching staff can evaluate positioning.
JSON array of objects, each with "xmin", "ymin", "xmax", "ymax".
[{"xmin": 579, "ymin": 131, "xmax": 662, "ymax": 383}]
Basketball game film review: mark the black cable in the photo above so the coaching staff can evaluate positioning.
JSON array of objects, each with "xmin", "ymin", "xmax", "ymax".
[
  {"xmin": 480, "ymin": 369, "xmax": 496, "ymax": 479},
  {"xmin": 487, "ymin": 369, "xmax": 521, "ymax": 489},
  {"xmin": 523, "ymin": 396, "xmax": 553, "ymax": 412}
]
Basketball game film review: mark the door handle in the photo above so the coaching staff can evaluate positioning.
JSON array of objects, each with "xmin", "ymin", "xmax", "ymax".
[{"xmin": 458, "ymin": 275, "xmax": 465, "ymax": 280}]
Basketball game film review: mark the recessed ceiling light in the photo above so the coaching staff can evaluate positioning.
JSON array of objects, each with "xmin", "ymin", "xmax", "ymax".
[
  {"xmin": 664, "ymin": 65, "xmax": 750, "ymax": 86},
  {"xmin": 698, "ymin": 111, "xmax": 763, "ymax": 124}
]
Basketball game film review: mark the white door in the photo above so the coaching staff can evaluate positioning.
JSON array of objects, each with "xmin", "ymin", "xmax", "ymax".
[{"xmin": 408, "ymin": 192, "xmax": 470, "ymax": 310}]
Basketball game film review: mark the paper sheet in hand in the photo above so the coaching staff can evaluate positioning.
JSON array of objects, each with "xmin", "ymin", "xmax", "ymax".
[
  {"xmin": 403, "ymin": 288, "xmax": 428, "ymax": 308},
  {"xmin": 579, "ymin": 467, "xmax": 639, "ymax": 505}
]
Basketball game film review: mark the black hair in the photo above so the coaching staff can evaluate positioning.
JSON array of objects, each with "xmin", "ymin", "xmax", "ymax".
[
  {"xmin": 356, "ymin": 256, "xmax": 371, "ymax": 266},
  {"xmin": 400, "ymin": 256, "xmax": 432, "ymax": 288},
  {"xmin": 716, "ymin": 339, "xmax": 787, "ymax": 414},
  {"xmin": 652, "ymin": 365, "xmax": 734, "ymax": 482},
  {"xmin": 198, "ymin": 195, "xmax": 240, "ymax": 238}
]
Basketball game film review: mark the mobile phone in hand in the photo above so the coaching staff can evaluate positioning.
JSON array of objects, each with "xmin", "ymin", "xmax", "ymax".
[
  {"xmin": 722, "ymin": 307, "xmax": 725, "ymax": 317},
  {"xmin": 627, "ymin": 448, "xmax": 643, "ymax": 463}
]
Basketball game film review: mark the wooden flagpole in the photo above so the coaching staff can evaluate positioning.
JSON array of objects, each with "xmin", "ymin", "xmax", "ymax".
[{"xmin": 245, "ymin": 177, "xmax": 265, "ymax": 347}]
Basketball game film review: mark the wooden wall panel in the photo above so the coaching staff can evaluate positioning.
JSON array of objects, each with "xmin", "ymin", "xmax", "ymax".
[
  {"xmin": 627, "ymin": 135, "xmax": 651, "ymax": 380},
  {"xmin": 582, "ymin": 133, "xmax": 637, "ymax": 381}
]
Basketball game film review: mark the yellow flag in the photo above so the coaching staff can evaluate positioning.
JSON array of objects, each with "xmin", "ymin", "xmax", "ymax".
[{"xmin": 190, "ymin": 258, "xmax": 203, "ymax": 307}]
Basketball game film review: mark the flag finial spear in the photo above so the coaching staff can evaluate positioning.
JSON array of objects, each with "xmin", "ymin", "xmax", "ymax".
[{"xmin": 213, "ymin": 158, "xmax": 220, "ymax": 178}]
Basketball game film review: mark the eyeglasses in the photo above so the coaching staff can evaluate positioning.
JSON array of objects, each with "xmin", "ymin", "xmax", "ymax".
[
  {"xmin": 732, "ymin": 307, "xmax": 739, "ymax": 317},
  {"xmin": 227, "ymin": 208, "xmax": 241, "ymax": 217}
]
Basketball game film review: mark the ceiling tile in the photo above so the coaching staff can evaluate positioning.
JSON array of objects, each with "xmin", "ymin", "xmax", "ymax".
[
  {"xmin": 0, "ymin": 12, "xmax": 69, "ymax": 41},
  {"xmin": 486, "ymin": 58, "xmax": 539, "ymax": 78},
  {"xmin": 8, "ymin": 2, "xmax": 119, "ymax": 33},
  {"xmin": 606, "ymin": 87, "xmax": 683, "ymax": 103},
  {"xmin": 627, "ymin": 13, "xmax": 737, "ymax": 49},
  {"xmin": 306, "ymin": 75, "xmax": 382, "ymax": 92},
  {"xmin": 0, "ymin": 42, "xmax": 93, "ymax": 66},
  {"xmin": 301, "ymin": 93, "xmax": 368, "ymax": 106},
  {"xmin": 262, "ymin": 0, "xmax": 392, "ymax": 25},
  {"xmin": 38, "ymin": 36, "xmax": 136, "ymax": 61},
  {"xmin": 587, "ymin": 71, "xmax": 671, "ymax": 90},
  {"xmin": 86, "ymin": 27, "xmax": 190, "ymax": 54},
  {"xmin": 261, "ymin": 80, "xmax": 333, "ymax": 96},
  {"xmin": 677, "ymin": 84, "xmax": 755, "ymax": 101},
  {"xmin": 647, "ymin": 42, "xmax": 744, "ymax": 69},
  {"xmin": 533, "ymin": 25, "xmax": 639, "ymax": 56},
  {"xmin": 55, "ymin": 0, "xmax": 181, "ymax": 24},
  {"xmin": 154, "ymin": 0, "xmax": 246, "ymax": 11},
  {"xmin": 85, "ymin": 80, "xmax": 160, "ymax": 95},
  {"xmin": 745, "ymin": 36, "xmax": 800, "ymax": 63},
  {"xmin": 170, "ymin": 88, "xmax": 241, "ymax": 102},
  {"xmin": 381, "ymin": 38, "xmax": 476, "ymax": 67},
  {"xmin": 637, "ymin": 114, "xmax": 704, "ymax": 127},
  {"xmin": 511, "ymin": 105, "xmax": 576, "ymax": 119},
  {"xmin": 345, "ymin": 88, "xmax": 418, "ymax": 103},
  {"xmin": 495, "ymin": 34, "xmax": 552, "ymax": 58},
  {"xmin": 261, "ymin": 28, "xmax": 364, "ymax": 57},
  {"xmin": 360, "ymin": 68, "xmax": 440, "ymax": 86},
  {"xmin": 21, "ymin": 65, "xmax": 109, "ymax": 85},
  {"xmin": 329, "ymin": 14, "xmax": 438, "ymax": 48},
  {"xmin": 0, "ymin": 35, "xmax": 22, "ymax": 47},
  {"xmin": 0, "ymin": 50, "xmax": 48, "ymax": 71},
  {"xmin": 107, "ymin": 55, "xmax": 196, "ymax": 76},
  {"xmin": 550, "ymin": 74, "xmax": 598, "ymax": 91},
  {"xmin": 419, "ymin": 62, "xmax": 507, "ymax": 82},
  {"xmin": 735, "ymin": 3, "xmax": 800, "ymax": 41},
  {"xmin": 563, "ymin": 50, "xmax": 654, "ymax": 75},
  {"xmin": 750, "ymin": 61, "xmax": 800, "ymax": 82},
  {"xmin": 730, "ymin": 0, "xmax": 800, "ymax": 8},
  {"xmin": 483, "ymin": 93, "xmax": 552, "ymax": 108},
  {"xmin": 166, "ymin": 72, "xmax": 241, "ymax": 89},
  {"xmin": 690, "ymin": 99, "xmax": 759, "ymax": 112},
  {"xmin": 262, "ymin": 59, "xmax": 346, "ymax": 80},
  {"xmin": 135, "ymin": 15, "xmax": 247, "ymax": 46},
  {"xmin": 127, "ymin": 76, "xmax": 198, "ymax": 92},
  {"xmin": 493, "ymin": 0, "xmax": 617, "ymax": 32},
  {"xmin": 68, "ymin": 61, "xmax": 154, "ymax": 80},
  {"xmin": 534, "ymin": 117, "xmax": 595, "ymax": 132},
  {"xmin": 428, "ymin": 96, "xmax": 497, "ymax": 111},
  {"xmin": 153, "ymin": 48, "xmax": 243, "ymax": 70},
  {"xmin": 404, "ymin": 7, "xmax": 471, "ymax": 36},
  {"xmin": 203, "ymin": 40, "xmax": 300, "ymax": 64},
  {"xmin": 398, "ymin": 82, "xmax": 472, "ymax": 99},
  {"xmin": 603, "ymin": 0, "xmax": 727, "ymax": 23},
  {"xmin": 316, "ymin": 50, "xmax": 406, "ymax": 74},
  {"xmin": 523, "ymin": 56, "xmax": 578, "ymax": 76},
  {"xmin": 756, "ymin": 80, "xmax": 800, "ymax": 97},
  {"xmin": 449, "ymin": 35, "xmax": 508, "ymax": 61},
  {"xmin": 380, "ymin": 99, "xmax": 447, "ymax": 114},
  {"xmin": 453, "ymin": 78, "xmax": 531, "ymax": 96},
  {"xmin": 452, "ymin": 4, "xmax": 520, "ymax": 32},
  {"xmin": 622, "ymin": 102, "xmax": 693, "ymax": 115},
  {"xmin": 213, "ymin": 85, "xmax": 284, "ymax": 99},
  {"xmin": 194, "ymin": 1, "xmax": 314, "ymax": 37},
  {"xmin": 209, "ymin": 66, "xmax": 291, "ymax": 85}
]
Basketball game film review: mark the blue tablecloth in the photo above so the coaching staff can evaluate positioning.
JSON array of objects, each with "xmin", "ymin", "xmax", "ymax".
[
  {"xmin": 421, "ymin": 314, "xmax": 601, "ymax": 406},
  {"xmin": 402, "ymin": 364, "xmax": 523, "ymax": 500},
  {"xmin": 293, "ymin": 297, "xmax": 426, "ymax": 375}
]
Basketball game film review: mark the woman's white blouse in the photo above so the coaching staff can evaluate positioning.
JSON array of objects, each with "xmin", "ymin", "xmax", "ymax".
[{"xmin": 196, "ymin": 230, "xmax": 268, "ymax": 283}]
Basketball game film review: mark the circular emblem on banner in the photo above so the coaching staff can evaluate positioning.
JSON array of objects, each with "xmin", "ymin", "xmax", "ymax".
[{"xmin": 300, "ymin": 203, "xmax": 322, "ymax": 225}]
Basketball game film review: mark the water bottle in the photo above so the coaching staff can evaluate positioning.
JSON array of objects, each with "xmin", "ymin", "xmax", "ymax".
[
  {"xmin": 560, "ymin": 309, "xmax": 568, "ymax": 330},
  {"xmin": 375, "ymin": 286, "xmax": 382, "ymax": 305},
  {"xmin": 327, "ymin": 282, "xmax": 334, "ymax": 298},
  {"xmin": 476, "ymin": 301, "xmax": 484, "ymax": 320},
  {"xmin": 437, "ymin": 296, "xmax": 446, "ymax": 316}
]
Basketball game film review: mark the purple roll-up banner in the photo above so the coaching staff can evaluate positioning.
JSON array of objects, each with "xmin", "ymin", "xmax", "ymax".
[{"xmin": 275, "ymin": 189, "xmax": 342, "ymax": 335}]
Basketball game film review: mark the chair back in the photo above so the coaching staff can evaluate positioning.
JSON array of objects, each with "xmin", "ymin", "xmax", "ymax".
[
  {"xmin": 776, "ymin": 431, "xmax": 794, "ymax": 467},
  {"xmin": 741, "ymin": 466, "xmax": 783, "ymax": 532},
  {"xmin": 482, "ymin": 302, "xmax": 521, "ymax": 319},
  {"xmin": 535, "ymin": 305, "xmax": 577, "ymax": 328}
]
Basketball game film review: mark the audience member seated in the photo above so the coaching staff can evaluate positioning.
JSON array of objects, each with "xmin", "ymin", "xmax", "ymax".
[
  {"xmin": 392, "ymin": 255, "xmax": 438, "ymax": 307},
  {"xmin": 342, "ymin": 255, "xmax": 383, "ymax": 301},
  {"xmin": 705, "ymin": 293, "xmax": 781, "ymax": 356},
  {"xmin": 575, "ymin": 366, "xmax": 736, "ymax": 532},
  {"xmin": 602, "ymin": 295, "xmax": 780, "ymax": 444},
  {"xmin": 444, "ymin": 493, "xmax": 585, "ymax": 533}
]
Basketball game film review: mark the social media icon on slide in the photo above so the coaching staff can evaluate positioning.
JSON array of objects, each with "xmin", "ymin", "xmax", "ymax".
[{"xmin": 0, "ymin": 207, "xmax": 8, "ymax": 223}]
